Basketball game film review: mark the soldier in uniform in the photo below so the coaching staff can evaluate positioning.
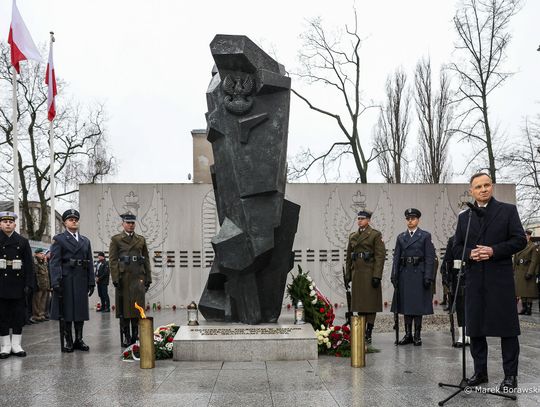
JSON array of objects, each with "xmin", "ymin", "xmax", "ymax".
[
  {"xmin": 109, "ymin": 213, "xmax": 152, "ymax": 347},
  {"xmin": 49, "ymin": 209, "xmax": 95, "ymax": 352},
  {"xmin": 31, "ymin": 248, "xmax": 50, "ymax": 322},
  {"xmin": 391, "ymin": 208, "xmax": 436, "ymax": 346},
  {"xmin": 0, "ymin": 211, "xmax": 33, "ymax": 358},
  {"xmin": 95, "ymin": 251, "xmax": 110, "ymax": 312},
  {"xmin": 514, "ymin": 229, "xmax": 539, "ymax": 316},
  {"xmin": 345, "ymin": 210, "xmax": 386, "ymax": 344}
]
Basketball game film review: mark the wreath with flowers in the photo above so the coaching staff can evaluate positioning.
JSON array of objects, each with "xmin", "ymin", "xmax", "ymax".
[{"xmin": 122, "ymin": 323, "xmax": 179, "ymax": 361}]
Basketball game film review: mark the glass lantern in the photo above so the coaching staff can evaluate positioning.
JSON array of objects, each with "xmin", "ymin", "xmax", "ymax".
[
  {"xmin": 294, "ymin": 300, "xmax": 305, "ymax": 325},
  {"xmin": 187, "ymin": 301, "xmax": 199, "ymax": 326}
]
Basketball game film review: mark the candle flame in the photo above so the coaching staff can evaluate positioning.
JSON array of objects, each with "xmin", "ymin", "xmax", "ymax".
[{"xmin": 134, "ymin": 302, "xmax": 146, "ymax": 319}]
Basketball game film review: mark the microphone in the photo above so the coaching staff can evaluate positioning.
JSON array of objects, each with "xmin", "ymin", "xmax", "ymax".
[{"xmin": 466, "ymin": 202, "xmax": 485, "ymax": 218}]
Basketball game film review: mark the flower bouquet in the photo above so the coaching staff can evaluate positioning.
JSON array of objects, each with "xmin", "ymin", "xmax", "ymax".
[
  {"xmin": 315, "ymin": 324, "xmax": 351, "ymax": 357},
  {"xmin": 121, "ymin": 323, "xmax": 179, "ymax": 361}
]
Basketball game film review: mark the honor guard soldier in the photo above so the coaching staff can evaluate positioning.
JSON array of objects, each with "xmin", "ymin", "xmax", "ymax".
[
  {"xmin": 0, "ymin": 212, "xmax": 33, "ymax": 358},
  {"xmin": 109, "ymin": 213, "xmax": 152, "ymax": 347},
  {"xmin": 49, "ymin": 209, "xmax": 95, "ymax": 352},
  {"xmin": 391, "ymin": 208, "xmax": 436, "ymax": 346},
  {"xmin": 345, "ymin": 210, "xmax": 386, "ymax": 344},
  {"xmin": 514, "ymin": 229, "xmax": 539, "ymax": 316}
]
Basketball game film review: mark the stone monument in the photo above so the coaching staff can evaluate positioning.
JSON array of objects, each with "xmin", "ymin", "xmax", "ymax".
[{"xmin": 199, "ymin": 34, "xmax": 300, "ymax": 325}]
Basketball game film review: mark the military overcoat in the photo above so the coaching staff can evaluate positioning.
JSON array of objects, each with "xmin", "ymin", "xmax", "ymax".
[
  {"xmin": 345, "ymin": 225, "xmax": 386, "ymax": 313},
  {"xmin": 49, "ymin": 230, "xmax": 95, "ymax": 322},
  {"xmin": 109, "ymin": 233, "xmax": 152, "ymax": 319},
  {"xmin": 453, "ymin": 198, "xmax": 526, "ymax": 337},
  {"xmin": 0, "ymin": 231, "xmax": 33, "ymax": 299},
  {"xmin": 390, "ymin": 228, "xmax": 436, "ymax": 315},
  {"xmin": 513, "ymin": 241, "xmax": 539, "ymax": 299}
]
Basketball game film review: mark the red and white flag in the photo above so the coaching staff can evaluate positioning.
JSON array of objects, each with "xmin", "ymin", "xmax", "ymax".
[
  {"xmin": 45, "ymin": 43, "xmax": 57, "ymax": 121},
  {"xmin": 7, "ymin": 0, "xmax": 42, "ymax": 73}
]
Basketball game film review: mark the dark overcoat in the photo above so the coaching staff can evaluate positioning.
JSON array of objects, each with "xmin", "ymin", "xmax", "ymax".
[
  {"xmin": 49, "ymin": 231, "xmax": 95, "ymax": 322},
  {"xmin": 391, "ymin": 228, "xmax": 436, "ymax": 315},
  {"xmin": 345, "ymin": 225, "xmax": 386, "ymax": 313},
  {"xmin": 453, "ymin": 198, "xmax": 526, "ymax": 337},
  {"xmin": 96, "ymin": 260, "xmax": 110, "ymax": 286},
  {"xmin": 109, "ymin": 233, "xmax": 152, "ymax": 319},
  {"xmin": 513, "ymin": 241, "xmax": 539, "ymax": 299},
  {"xmin": 0, "ymin": 231, "xmax": 33, "ymax": 299}
]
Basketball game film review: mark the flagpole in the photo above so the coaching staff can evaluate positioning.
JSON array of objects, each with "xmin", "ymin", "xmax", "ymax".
[
  {"xmin": 12, "ymin": 66, "xmax": 20, "ymax": 233},
  {"xmin": 49, "ymin": 32, "xmax": 56, "ymax": 241}
]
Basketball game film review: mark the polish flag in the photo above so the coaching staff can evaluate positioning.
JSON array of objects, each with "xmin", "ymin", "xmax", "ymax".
[
  {"xmin": 45, "ymin": 44, "xmax": 57, "ymax": 121},
  {"xmin": 7, "ymin": 0, "xmax": 42, "ymax": 73}
]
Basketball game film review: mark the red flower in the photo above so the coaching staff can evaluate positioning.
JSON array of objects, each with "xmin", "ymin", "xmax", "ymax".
[
  {"xmin": 123, "ymin": 351, "xmax": 129, "ymax": 357},
  {"xmin": 343, "ymin": 334, "xmax": 350, "ymax": 341},
  {"xmin": 319, "ymin": 307, "xmax": 325, "ymax": 313},
  {"xmin": 342, "ymin": 326, "xmax": 350, "ymax": 333},
  {"xmin": 335, "ymin": 352, "xmax": 342, "ymax": 357},
  {"xmin": 333, "ymin": 325, "xmax": 342, "ymax": 332},
  {"xmin": 167, "ymin": 336, "xmax": 173, "ymax": 342},
  {"xmin": 132, "ymin": 344, "xmax": 140, "ymax": 352}
]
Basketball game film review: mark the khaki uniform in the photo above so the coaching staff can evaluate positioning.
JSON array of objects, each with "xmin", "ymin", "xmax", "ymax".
[
  {"xmin": 345, "ymin": 225, "xmax": 386, "ymax": 313},
  {"xmin": 32, "ymin": 258, "xmax": 50, "ymax": 319},
  {"xmin": 514, "ymin": 241, "xmax": 539, "ymax": 299},
  {"xmin": 109, "ymin": 233, "xmax": 152, "ymax": 319}
]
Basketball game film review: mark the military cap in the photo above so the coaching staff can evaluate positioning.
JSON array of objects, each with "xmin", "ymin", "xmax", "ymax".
[
  {"xmin": 121, "ymin": 213, "xmax": 136, "ymax": 222},
  {"xmin": 357, "ymin": 210, "xmax": 372, "ymax": 219},
  {"xmin": 34, "ymin": 247, "xmax": 44, "ymax": 254},
  {"xmin": 97, "ymin": 251, "xmax": 105, "ymax": 257},
  {"xmin": 404, "ymin": 208, "xmax": 421, "ymax": 218},
  {"xmin": 525, "ymin": 229, "xmax": 533, "ymax": 236},
  {"xmin": 62, "ymin": 209, "xmax": 80, "ymax": 221},
  {"xmin": 0, "ymin": 211, "xmax": 17, "ymax": 221}
]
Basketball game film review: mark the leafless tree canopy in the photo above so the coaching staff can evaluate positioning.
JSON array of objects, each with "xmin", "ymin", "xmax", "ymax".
[
  {"xmin": 289, "ymin": 11, "xmax": 378, "ymax": 183},
  {"xmin": 449, "ymin": 0, "xmax": 521, "ymax": 182},
  {"xmin": 500, "ymin": 114, "xmax": 540, "ymax": 222},
  {"xmin": 414, "ymin": 58, "xmax": 455, "ymax": 183},
  {"xmin": 0, "ymin": 42, "xmax": 116, "ymax": 240},
  {"xmin": 373, "ymin": 69, "xmax": 411, "ymax": 183}
]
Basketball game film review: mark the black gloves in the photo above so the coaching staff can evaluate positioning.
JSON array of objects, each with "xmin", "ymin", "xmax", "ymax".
[
  {"xmin": 145, "ymin": 283, "xmax": 151, "ymax": 292},
  {"xmin": 113, "ymin": 281, "xmax": 118, "ymax": 288},
  {"xmin": 53, "ymin": 285, "xmax": 63, "ymax": 294},
  {"xmin": 88, "ymin": 286, "xmax": 95, "ymax": 297},
  {"xmin": 525, "ymin": 273, "xmax": 532, "ymax": 281},
  {"xmin": 371, "ymin": 278, "xmax": 381, "ymax": 288},
  {"xmin": 423, "ymin": 279, "xmax": 432, "ymax": 289}
]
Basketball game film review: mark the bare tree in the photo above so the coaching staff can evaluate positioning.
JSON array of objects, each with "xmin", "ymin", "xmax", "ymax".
[
  {"xmin": 414, "ymin": 58, "xmax": 455, "ymax": 183},
  {"xmin": 501, "ymin": 114, "xmax": 540, "ymax": 221},
  {"xmin": 373, "ymin": 68, "xmax": 411, "ymax": 183},
  {"xmin": 289, "ymin": 11, "xmax": 378, "ymax": 183},
  {"xmin": 449, "ymin": 0, "xmax": 521, "ymax": 182},
  {"xmin": 0, "ymin": 42, "xmax": 116, "ymax": 240}
]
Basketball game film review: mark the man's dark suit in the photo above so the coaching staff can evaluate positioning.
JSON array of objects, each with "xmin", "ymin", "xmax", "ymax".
[
  {"xmin": 453, "ymin": 197, "xmax": 526, "ymax": 376},
  {"xmin": 95, "ymin": 260, "xmax": 110, "ymax": 311}
]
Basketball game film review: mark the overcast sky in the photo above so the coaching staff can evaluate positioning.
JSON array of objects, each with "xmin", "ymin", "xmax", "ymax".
[{"xmin": 1, "ymin": 0, "xmax": 538, "ymax": 184}]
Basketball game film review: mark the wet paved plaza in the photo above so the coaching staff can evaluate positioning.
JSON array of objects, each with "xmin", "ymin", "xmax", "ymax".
[{"xmin": 1, "ymin": 306, "xmax": 539, "ymax": 406}]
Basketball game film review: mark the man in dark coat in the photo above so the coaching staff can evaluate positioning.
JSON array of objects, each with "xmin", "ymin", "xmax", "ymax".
[
  {"xmin": 391, "ymin": 208, "xmax": 436, "ymax": 346},
  {"xmin": 453, "ymin": 172, "xmax": 526, "ymax": 392},
  {"xmin": 109, "ymin": 213, "xmax": 152, "ymax": 347},
  {"xmin": 95, "ymin": 251, "xmax": 110, "ymax": 312},
  {"xmin": 0, "ymin": 211, "xmax": 33, "ymax": 358},
  {"xmin": 50, "ymin": 209, "xmax": 95, "ymax": 353},
  {"xmin": 345, "ymin": 210, "xmax": 386, "ymax": 344},
  {"xmin": 514, "ymin": 230, "xmax": 538, "ymax": 315}
]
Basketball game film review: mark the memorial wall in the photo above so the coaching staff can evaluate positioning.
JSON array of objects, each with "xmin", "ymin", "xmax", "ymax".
[{"xmin": 79, "ymin": 182, "xmax": 516, "ymax": 311}]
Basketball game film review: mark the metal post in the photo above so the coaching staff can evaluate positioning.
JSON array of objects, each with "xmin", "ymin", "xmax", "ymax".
[
  {"xmin": 351, "ymin": 315, "xmax": 366, "ymax": 368},
  {"xmin": 139, "ymin": 317, "xmax": 155, "ymax": 369},
  {"xmin": 12, "ymin": 67, "xmax": 19, "ymax": 231}
]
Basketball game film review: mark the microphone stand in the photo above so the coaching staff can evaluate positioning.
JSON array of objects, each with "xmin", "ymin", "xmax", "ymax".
[{"xmin": 438, "ymin": 208, "xmax": 516, "ymax": 405}]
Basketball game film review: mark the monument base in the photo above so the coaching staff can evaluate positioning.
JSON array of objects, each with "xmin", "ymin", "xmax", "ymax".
[{"xmin": 173, "ymin": 323, "xmax": 317, "ymax": 361}]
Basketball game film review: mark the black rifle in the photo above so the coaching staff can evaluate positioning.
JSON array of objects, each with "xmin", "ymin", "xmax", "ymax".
[
  {"xmin": 116, "ymin": 280, "xmax": 126, "ymax": 347},
  {"xmin": 342, "ymin": 266, "xmax": 352, "ymax": 326},
  {"xmin": 392, "ymin": 284, "xmax": 399, "ymax": 345},
  {"xmin": 57, "ymin": 285, "xmax": 65, "ymax": 351}
]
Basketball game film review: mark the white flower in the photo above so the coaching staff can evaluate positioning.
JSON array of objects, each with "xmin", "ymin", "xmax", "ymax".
[
  {"xmin": 323, "ymin": 337, "xmax": 329, "ymax": 343},
  {"xmin": 311, "ymin": 299, "xmax": 317, "ymax": 305},
  {"xmin": 165, "ymin": 342, "xmax": 173, "ymax": 351},
  {"xmin": 308, "ymin": 284, "xmax": 314, "ymax": 290},
  {"xmin": 320, "ymin": 324, "xmax": 325, "ymax": 330},
  {"xmin": 306, "ymin": 276, "xmax": 312, "ymax": 282},
  {"xmin": 326, "ymin": 342, "xmax": 331, "ymax": 349},
  {"xmin": 309, "ymin": 290, "xmax": 316, "ymax": 297}
]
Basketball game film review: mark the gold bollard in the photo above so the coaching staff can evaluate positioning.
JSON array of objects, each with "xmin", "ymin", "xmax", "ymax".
[
  {"xmin": 351, "ymin": 315, "xmax": 366, "ymax": 368},
  {"xmin": 139, "ymin": 317, "xmax": 155, "ymax": 369}
]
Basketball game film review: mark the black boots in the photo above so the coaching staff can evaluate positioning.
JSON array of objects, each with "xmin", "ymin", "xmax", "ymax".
[
  {"xmin": 62, "ymin": 323, "xmax": 74, "ymax": 353},
  {"xmin": 526, "ymin": 302, "xmax": 532, "ymax": 315},
  {"xmin": 73, "ymin": 323, "xmax": 89, "ymax": 351},
  {"xmin": 121, "ymin": 324, "xmax": 131, "ymax": 348},
  {"xmin": 398, "ymin": 323, "xmax": 413, "ymax": 345},
  {"xmin": 499, "ymin": 375, "xmax": 517, "ymax": 392},
  {"xmin": 413, "ymin": 325, "xmax": 422, "ymax": 346},
  {"xmin": 365, "ymin": 323, "xmax": 374, "ymax": 345},
  {"xmin": 131, "ymin": 322, "xmax": 139, "ymax": 345},
  {"xmin": 519, "ymin": 301, "xmax": 532, "ymax": 315}
]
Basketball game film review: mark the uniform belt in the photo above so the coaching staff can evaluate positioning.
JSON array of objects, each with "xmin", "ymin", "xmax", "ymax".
[
  {"xmin": 63, "ymin": 259, "xmax": 90, "ymax": 267},
  {"xmin": 400, "ymin": 256, "xmax": 424, "ymax": 266},
  {"xmin": 518, "ymin": 259, "xmax": 530, "ymax": 265},
  {"xmin": 119, "ymin": 256, "xmax": 145, "ymax": 264},
  {"xmin": 0, "ymin": 259, "xmax": 22, "ymax": 269},
  {"xmin": 351, "ymin": 251, "xmax": 373, "ymax": 261}
]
